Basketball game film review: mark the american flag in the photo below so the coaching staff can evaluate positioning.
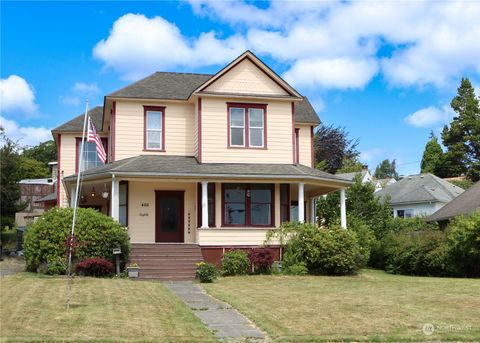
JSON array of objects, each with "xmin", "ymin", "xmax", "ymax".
[{"xmin": 87, "ymin": 116, "xmax": 107, "ymax": 163}]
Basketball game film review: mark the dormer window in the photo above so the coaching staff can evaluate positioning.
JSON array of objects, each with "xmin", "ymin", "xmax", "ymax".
[
  {"xmin": 227, "ymin": 103, "xmax": 266, "ymax": 149},
  {"xmin": 144, "ymin": 106, "xmax": 165, "ymax": 151}
]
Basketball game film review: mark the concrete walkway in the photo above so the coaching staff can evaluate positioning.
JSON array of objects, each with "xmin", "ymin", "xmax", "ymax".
[{"xmin": 163, "ymin": 281, "xmax": 265, "ymax": 341}]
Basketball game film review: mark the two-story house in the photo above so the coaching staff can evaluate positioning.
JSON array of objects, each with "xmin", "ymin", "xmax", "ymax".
[{"xmin": 52, "ymin": 51, "xmax": 351, "ymax": 279}]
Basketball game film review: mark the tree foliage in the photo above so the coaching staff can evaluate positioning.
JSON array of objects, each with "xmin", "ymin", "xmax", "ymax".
[
  {"xmin": 313, "ymin": 124, "xmax": 360, "ymax": 174},
  {"xmin": 22, "ymin": 140, "xmax": 57, "ymax": 168},
  {"xmin": 17, "ymin": 156, "xmax": 50, "ymax": 179},
  {"xmin": 337, "ymin": 157, "xmax": 364, "ymax": 174},
  {"xmin": 0, "ymin": 129, "xmax": 26, "ymax": 228},
  {"xmin": 441, "ymin": 78, "xmax": 480, "ymax": 181},
  {"xmin": 374, "ymin": 159, "xmax": 399, "ymax": 180},
  {"xmin": 421, "ymin": 131, "xmax": 444, "ymax": 174}
]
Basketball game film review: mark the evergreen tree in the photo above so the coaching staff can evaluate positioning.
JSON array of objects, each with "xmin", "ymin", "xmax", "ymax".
[
  {"xmin": 22, "ymin": 140, "xmax": 57, "ymax": 167},
  {"xmin": 421, "ymin": 131, "xmax": 444, "ymax": 174},
  {"xmin": 374, "ymin": 159, "xmax": 399, "ymax": 180},
  {"xmin": 441, "ymin": 78, "xmax": 480, "ymax": 181}
]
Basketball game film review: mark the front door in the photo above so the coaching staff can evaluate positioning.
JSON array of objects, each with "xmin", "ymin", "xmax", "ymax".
[{"xmin": 155, "ymin": 191, "xmax": 184, "ymax": 242}]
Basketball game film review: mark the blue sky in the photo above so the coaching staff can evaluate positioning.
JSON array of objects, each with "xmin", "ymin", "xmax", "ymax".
[{"xmin": 1, "ymin": 1, "xmax": 479, "ymax": 175}]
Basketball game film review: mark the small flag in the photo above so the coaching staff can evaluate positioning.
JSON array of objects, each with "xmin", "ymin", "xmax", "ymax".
[{"xmin": 87, "ymin": 116, "xmax": 107, "ymax": 163}]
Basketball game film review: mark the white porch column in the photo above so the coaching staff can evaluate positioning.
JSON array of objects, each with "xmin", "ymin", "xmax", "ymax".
[
  {"xmin": 111, "ymin": 175, "xmax": 120, "ymax": 221},
  {"xmin": 70, "ymin": 187, "xmax": 76, "ymax": 208},
  {"xmin": 201, "ymin": 181, "xmax": 209, "ymax": 229},
  {"xmin": 298, "ymin": 182, "xmax": 305, "ymax": 223},
  {"xmin": 340, "ymin": 188, "xmax": 347, "ymax": 229},
  {"xmin": 310, "ymin": 197, "xmax": 316, "ymax": 224}
]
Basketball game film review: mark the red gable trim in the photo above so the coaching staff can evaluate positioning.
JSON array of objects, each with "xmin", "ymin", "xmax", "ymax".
[
  {"xmin": 56, "ymin": 134, "xmax": 61, "ymax": 206},
  {"xmin": 311, "ymin": 126, "xmax": 314, "ymax": 168},
  {"xmin": 198, "ymin": 97, "xmax": 202, "ymax": 163},
  {"xmin": 291, "ymin": 102, "xmax": 295, "ymax": 164},
  {"xmin": 111, "ymin": 101, "xmax": 116, "ymax": 162}
]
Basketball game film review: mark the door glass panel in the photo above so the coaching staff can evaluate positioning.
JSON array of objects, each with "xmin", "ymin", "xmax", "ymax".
[{"xmin": 160, "ymin": 197, "xmax": 179, "ymax": 232}]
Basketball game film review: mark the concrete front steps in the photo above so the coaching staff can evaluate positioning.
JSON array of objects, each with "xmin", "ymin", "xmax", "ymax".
[{"xmin": 129, "ymin": 243, "xmax": 203, "ymax": 280}]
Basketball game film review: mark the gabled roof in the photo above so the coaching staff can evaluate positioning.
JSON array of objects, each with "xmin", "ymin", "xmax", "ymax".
[
  {"xmin": 52, "ymin": 106, "xmax": 104, "ymax": 133},
  {"xmin": 336, "ymin": 170, "xmax": 369, "ymax": 181},
  {"xmin": 108, "ymin": 72, "xmax": 212, "ymax": 100},
  {"xmin": 63, "ymin": 155, "xmax": 351, "ymax": 185},
  {"xmin": 427, "ymin": 181, "xmax": 480, "ymax": 222},
  {"xmin": 35, "ymin": 192, "xmax": 57, "ymax": 203},
  {"xmin": 193, "ymin": 50, "xmax": 302, "ymax": 99},
  {"xmin": 375, "ymin": 173, "xmax": 464, "ymax": 205}
]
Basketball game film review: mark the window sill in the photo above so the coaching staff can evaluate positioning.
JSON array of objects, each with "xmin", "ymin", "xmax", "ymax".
[
  {"xmin": 143, "ymin": 149, "xmax": 166, "ymax": 152},
  {"xmin": 198, "ymin": 226, "xmax": 277, "ymax": 230},
  {"xmin": 227, "ymin": 146, "xmax": 267, "ymax": 150}
]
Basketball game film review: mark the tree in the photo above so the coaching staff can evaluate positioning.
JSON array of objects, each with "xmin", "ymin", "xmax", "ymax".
[
  {"xmin": 374, "ymin": 159, "xmax": 399, "ymax": 180},
  {"xmin": 421, "ymin": 131, "xmax": 444, "ymax": 174},
  {"xmin": 17, "ymin": 156, "xmax": 50, "ymax": 179},
  {"xmin": 314, "ymin": 124, "xmax": 360, "ymax": 174},
  {"xmin": 0, "ymin": 129, "xmax": 27, "ymax": 228},
  {"xmin": 441, "ymin": 78, "xmax": 480, "ymax": 181},
  {"xmin": 337, "ymin": 157, "xmax": 364, "ymax": 174},
  {"xmin": 22, "ymin": 140, "xmax": 57, "ymax": 167}
]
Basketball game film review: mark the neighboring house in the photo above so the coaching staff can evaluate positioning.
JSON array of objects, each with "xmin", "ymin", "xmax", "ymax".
[
  {"xmin": 52, "ymin": 51, "xmax": 351, "ymax": 279},
  {"xmin": 427, "ymin": 181, "xmax": 480, "ymax": 227},
  {"xmin": 15, "ymin": 178, "xmax": 55, "ymax": 226},
  {"xmin": 374, "ymin": 178, "xmax": 397, "ymax": 192},
  {"xmin": 376, "ymin": 173, "xmax": 464, "ymax": 218},
  {"xmin": 337, "ymin": 168, "xmax": 373, "ymax": 185}
]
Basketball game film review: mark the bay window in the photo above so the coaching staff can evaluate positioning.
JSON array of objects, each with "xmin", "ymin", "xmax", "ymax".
[
  {"xmin": 144, "ymin": 106, "xmax": 165, "ymax": 150},
  {"xmin": 228, "ymin": 103, "xmax": 266, "ymax": 148},
  {"xmin": 223, "ymin": 183, "xmax": 274, "ymax": 227}
]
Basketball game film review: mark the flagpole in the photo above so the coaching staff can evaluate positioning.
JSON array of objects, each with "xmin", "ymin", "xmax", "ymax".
[{"xmin": 66, "ymin": 99, "xmax": 89, "ymax": 310}]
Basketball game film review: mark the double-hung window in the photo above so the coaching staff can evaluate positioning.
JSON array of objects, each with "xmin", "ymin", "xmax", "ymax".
[
  {"xmin": 228, "ymin": 103, "xmax": 266, "ymax": 148},
  {"xmin": 144, "ymin": 106, "xmax": 165, "ymax": 150},
  {"xmin": 223, "ymin": 183, "xmax": 274, "ymax": 227},
  {"xmin": 76, "ymin": 138, "xmax": 108, "ymax": 172}
]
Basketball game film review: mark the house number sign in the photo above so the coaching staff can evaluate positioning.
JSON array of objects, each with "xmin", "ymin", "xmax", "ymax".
[{"xmin": 139, "ymin": 202, "xmax": 150, "ymax": 216}]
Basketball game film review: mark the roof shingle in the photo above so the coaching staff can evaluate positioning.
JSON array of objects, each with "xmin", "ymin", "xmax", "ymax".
[{"xmin": 52, "ymin": 106, "xmax": 104, "ymax": 132}]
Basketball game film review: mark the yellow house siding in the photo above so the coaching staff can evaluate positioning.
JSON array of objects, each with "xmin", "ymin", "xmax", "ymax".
[
  {"xmin": 204, "ymin": 58, "xmax": 289, "ymax": 96},
  {"xmin": 296, "ymin": 124, "xmax": 313, "ymax": 167},
  {"xmin": 198, "ymin": 229, "xmax": 280, "ymax": 246},
  {"xmin": 201, "ymin": 97, "xmax": 293, "ymax": 163},
  {"xmin": 114, "ymin": 100, "xmax": 195, "ymax": 160},
  {"xmin": 58, "ymin": 134, "xmax": 77, "ymax": 207},
  {"xmin": 127, "ymin": 180, "xmax": 197, "ymax": 243}
]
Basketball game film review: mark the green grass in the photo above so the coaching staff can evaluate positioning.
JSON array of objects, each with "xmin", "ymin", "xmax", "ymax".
[
  {"xmin": 203, "ymin": 269, "xmax": 480, "ymax": 342},
  {"xmin": 0, "ymin": 273, "xmax": 216, "ymax": 342}
]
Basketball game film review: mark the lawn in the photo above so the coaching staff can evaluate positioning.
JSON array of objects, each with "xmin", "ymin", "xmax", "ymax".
[
  {"xmin": 0, "ymin": 273, "xmax": 216, "ymax": 342},
  {"xmin": 203, "ymin": 269, "xmax": 480, "ymax": 342}
]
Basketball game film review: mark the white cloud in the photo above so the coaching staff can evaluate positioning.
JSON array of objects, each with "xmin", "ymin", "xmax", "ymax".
[
  {"xmin": 0, "ymin": 116, "xmax": 51, "ymax": 147},
  {"xmin": 93, "ymin": 13, "xmax": 246, "ymax": 80},
  {"xmin": 405, "ymin": 105, "xmax": 453, "ymax": 128},
  {"xmin": 0, "ymin": 75, "xmax": 38, "ymax": 114},
  {"xmin": 185, "ymin": 1, "xmax": 480, "ymax": 89},
  {"xmin": 360, "ymin": 148, "xmax": 384, "ymax": 163},
  {"xmin": 283, "ymin": 57, "xmax": 378, "ymax": 90},
  {"xmin": 61, "ymin": 82, "xmax": 101, "ymax": 106}
]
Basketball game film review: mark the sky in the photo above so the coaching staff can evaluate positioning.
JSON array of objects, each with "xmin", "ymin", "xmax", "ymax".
[{"xmin": 1, "ymin": 1, "xmax": 480, "ymax": 176}]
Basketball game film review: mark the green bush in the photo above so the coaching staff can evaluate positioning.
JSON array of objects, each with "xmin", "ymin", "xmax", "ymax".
[
  {"xmin": 347, "ymin": 216, "xmax": 375, "ymax": 267},
  {"xmin": 446, "ymin": 211, "xmax": 480, "ymax": 277},
  {"xmin": 267, "ymin": 222, "xmax": 363, "ymax": 276},
  {"xmin": 196, "ymin": 262, "xmax": 217, "ymax": 283},
  {"xmin": 23, "ymin": 207, "xmax": 130, "ymax": 274},
  {"xmin": 383, "ymin": 228, "xmax": 448, "ymax": 276},
  {"xmin": 221, "ymin": 250, "xmax": 250, "ymax": 276},
  {"xmin": 283, "ymin": 262, "xmax": 308, "ymax": 275}
]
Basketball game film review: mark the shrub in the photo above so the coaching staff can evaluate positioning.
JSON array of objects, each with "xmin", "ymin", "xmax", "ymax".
[
  {"xmin": 267, "ymin": 222, "xmax": 363, "ymax": 276},
  {"xmin": 347, "ymin": 216, "xmax": 375, "ymax": 267},
  {"xmin": 248, "ymin": 248, "xmax": 273, "ymax": 274},
  {"xmin": 196, "ymin": 262, "xmax": 217, "ymax": 283},
  {"xmin": 23, "ymin": 207, "xmax": 130, "ymax": 274},
  {"xmin": 283, "ymin": 262, "xmax": 308, "ymax": 275},
  {"xmin": 221, "ymin": 250, "xmax": 250, "ymax": 276},
  {"xmin": 76, "ymin": 258, "xmax": 114, "ymax": 277},
  {"xmin": 383, "ymin": 228, "xmax": 448, "ymax": 276},
  {"xmin": 446, "ymin": 211, "xmax": 480, "ymax": 277}
]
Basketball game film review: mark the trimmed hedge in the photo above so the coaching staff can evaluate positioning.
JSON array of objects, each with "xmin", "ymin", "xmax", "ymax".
[{"xmin": 24, "ymin": 207, "xmax": 130, "ymax": 274}]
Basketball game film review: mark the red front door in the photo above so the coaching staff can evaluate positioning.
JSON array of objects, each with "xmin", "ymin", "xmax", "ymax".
[{"xmin": 155, "ymin": 191, "xmax": 184, "ymax": 242}]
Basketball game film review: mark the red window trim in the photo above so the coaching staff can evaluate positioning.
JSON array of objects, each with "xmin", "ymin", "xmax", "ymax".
[
  {"xmin": 226, "ymin": 102, "xmax": 267, "ymax": 149},
  {"xmin": 294, "ymin": 128, "xmax": 300, "ymax": 164},
  {"xmin": 197, "ymin": 182, "xmax": 216, "ymax": 228},
  {"xmin": 119, "ymin": 181, "xmax": 128, "ymax": 227},
  {"xmin": 221, "ymin": 183, "xmax": 275, "ymax": 228},
  {"xmin": 75, "ymin": 137, "xmax": 108, "ymax": 173},
  {"xmin": 280, "ymin": 184, "xmax": 290, "ymax": 223},
  {"xmin": 291, "ymin": 102, "xmax": 296, "ymax": 163},
  {"xmin": 143, "ymin": 105, "xmax": 166, "ymax": 152},
  {"xmin": 310, "ymin": 126, "xmax": 314, "ymax": 167}
]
